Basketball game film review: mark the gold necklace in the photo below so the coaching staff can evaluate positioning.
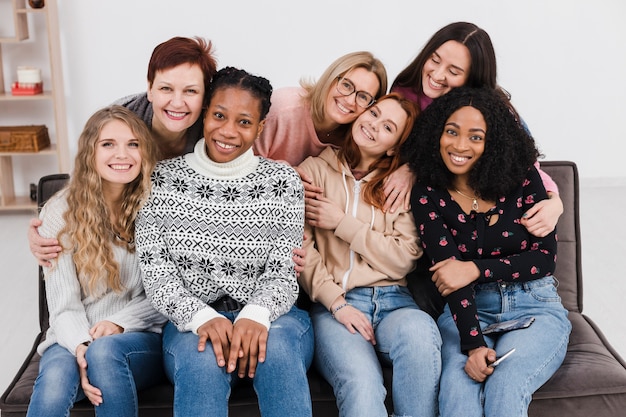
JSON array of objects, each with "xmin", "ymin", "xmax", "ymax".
[{"xmin": 455, "ymin": 188, "xmax": 479, "ymax": 211}]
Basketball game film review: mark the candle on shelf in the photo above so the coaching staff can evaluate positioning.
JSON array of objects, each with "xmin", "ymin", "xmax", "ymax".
[
  {"xmin": 12, "ymin": 67, "xmax": 43, "ymax": 95},
  {"xmin": 17, "ymin": 66, "xmax": 42, "ymax": 86}
]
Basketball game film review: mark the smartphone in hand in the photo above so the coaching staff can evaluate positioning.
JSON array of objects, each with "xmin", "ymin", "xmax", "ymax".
[{"xmin": 489, "ymin": 348, "xmax": 515, "ymax": 368}]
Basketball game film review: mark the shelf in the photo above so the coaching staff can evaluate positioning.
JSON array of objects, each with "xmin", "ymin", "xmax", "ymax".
[
  {"xmin": 0, "ymin": 143, "xmax": 56, "ymax": 156},
  {"xmin": 0, "ymin": 0, "xmax": 68, "ymax": 213},
  {"xmin": 0, "ymin": 91, "xmax": 53, "ymax": 101},
  {"xmin": 17, "ymin": 8, "xmax": 45, "ymax": 14},
  {"xmin": 0, "ymin": 194, "xmax": 36, "ymax": 211}
]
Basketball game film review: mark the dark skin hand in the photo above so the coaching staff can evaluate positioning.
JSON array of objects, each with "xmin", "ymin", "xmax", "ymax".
[{"xmin": 197, "ymin": 317, "xmax": 268, "ymax": 379}]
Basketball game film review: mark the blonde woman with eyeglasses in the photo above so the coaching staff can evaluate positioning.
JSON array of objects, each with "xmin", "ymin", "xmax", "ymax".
[{"xmin": 253, "ymin": 52, "xmax": 415, "ymax": 214}]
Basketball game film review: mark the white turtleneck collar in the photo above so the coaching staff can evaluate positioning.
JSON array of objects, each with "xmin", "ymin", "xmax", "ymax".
[{"xmin": 185, "ymin": 139, "xmax": 259, "ymax": 180}]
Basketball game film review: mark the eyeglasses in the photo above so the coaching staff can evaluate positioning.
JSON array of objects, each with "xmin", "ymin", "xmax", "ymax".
[{"xmin": 335, "ymin": 77, "xmax": 376, "ymax": 108}]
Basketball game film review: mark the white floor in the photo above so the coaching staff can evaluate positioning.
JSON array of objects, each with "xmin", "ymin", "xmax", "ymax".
[{"xmin": 1, "ymin": 182, "xmax": 626, "ymax": 399}]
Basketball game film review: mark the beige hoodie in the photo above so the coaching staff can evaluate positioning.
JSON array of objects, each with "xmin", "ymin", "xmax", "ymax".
[{"xmin": 298, "ymin": 147, "xmax": 422, "ymax": 310}]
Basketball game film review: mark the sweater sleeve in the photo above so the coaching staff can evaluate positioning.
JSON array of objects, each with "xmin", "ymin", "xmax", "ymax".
[
  {"xmin": 299, "ymin": 221, "xmax": 345, "ymax": 309},
  {"xmin": 334, "ymin": 208, "xmax": 421, "ymax": 279},
  {"xmin": 518, "ymin": 116, "xmax": 557, "ymax": 194},
  {"xmin": 411, "ymin": 185, "xmax": 486, "ymax": 352},
  {"xmin": 104, "ymin": 272, "xmax": 166, "ymax": 333},
  {"xmin": 39, "ymin": 195, "xmax": 91, "ymax": 355},
  {"xmin": 135, "ymin": 187, "xmax": 219, "ymax": 332},
  {"xmin": 239, "ymin": 167, "xmax": 304, "ymax": 324},
  {"xmin": 535, "ymin": 161, "xmax": 559, "ymax": 194},
  {"xmin": 254, "ymin": 111, "xmax": 279, "ymax": 160},
  {"xmin": 296, "ymin": 158, "xmax": 346, "ymax": 308},
  {"xmin": 473, "ymin": 168, "xmax": 557, "ymax": 283}
]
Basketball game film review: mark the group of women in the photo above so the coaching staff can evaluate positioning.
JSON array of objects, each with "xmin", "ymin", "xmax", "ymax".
[{"xmin": 25, "ymin": 21, "xmax": 571, "ymax": 417}]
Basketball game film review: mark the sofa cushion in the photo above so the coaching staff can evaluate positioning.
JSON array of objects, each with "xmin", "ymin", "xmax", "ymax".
[{"xmin": 530, "ymin": 312, "xmax": 626, "ymax": 416}]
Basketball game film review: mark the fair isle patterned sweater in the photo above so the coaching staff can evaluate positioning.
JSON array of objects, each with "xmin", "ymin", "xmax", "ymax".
[{"xmin": 136, "ymin": 140, "xmax": 304, "ymax": 333}]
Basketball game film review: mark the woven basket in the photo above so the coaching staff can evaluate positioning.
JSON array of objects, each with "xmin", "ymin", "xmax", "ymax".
[{"xmin": 0, "ymin": 125, "xmax": 50, "ymax": 152}]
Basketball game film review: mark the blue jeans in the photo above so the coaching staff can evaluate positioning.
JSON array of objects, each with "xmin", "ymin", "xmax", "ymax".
[
  {"xmin": 162, "ymin": 305, "xmax": 314, "ymax": 417},
  {"xmin": 311, "ymin": 286, "xmax": 442, "ymax": 417},
  {"xmin": 437, "ymin": 276, "xmax": 571, "ymax": 417},
  {"xmin": 27, "ymin": 332, "xmax": 164, "ymax": 417}
]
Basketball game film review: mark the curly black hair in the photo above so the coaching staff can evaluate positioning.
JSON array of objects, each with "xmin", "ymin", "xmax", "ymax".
[
  {"xmin": 207, "ymin": 66, "xmax": 273, "ymax": 119},
  {"xmin": 402, "ymin": 86, "xmax": 540, "ymax": 201}
]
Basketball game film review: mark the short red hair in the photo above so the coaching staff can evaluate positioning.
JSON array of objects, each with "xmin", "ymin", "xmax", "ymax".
[{"xmin": 147, "ymin": 36, "xmax": 217, "ymax": 102}]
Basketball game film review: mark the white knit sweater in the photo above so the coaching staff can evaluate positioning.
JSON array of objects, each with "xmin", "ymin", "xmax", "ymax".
[
  {"xmin": 136, "ymin": 140, "xmax": 304, "ymax": 333},
  {"xmin": 38, "ymin": 189, "xmax": 166, "ymax": 356}
]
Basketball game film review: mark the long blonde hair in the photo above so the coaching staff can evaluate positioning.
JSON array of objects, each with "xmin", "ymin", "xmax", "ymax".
[{"xmin": 57, "ymin": 105, "xmax": 157, "ymax": 296}]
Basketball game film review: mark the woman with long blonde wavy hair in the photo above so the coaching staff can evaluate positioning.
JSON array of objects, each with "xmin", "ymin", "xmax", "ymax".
[
  {"xmin": 27, "ymin": 105, "xmax": 167, "ymax": 417},
  {"xmin": 61, "ymin": 105, "xmax": 156, "ymax": 295}
]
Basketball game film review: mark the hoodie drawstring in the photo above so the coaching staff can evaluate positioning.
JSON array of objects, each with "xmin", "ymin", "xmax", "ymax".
[{"xmin": 339, "ymin": 171, "xmax": 375, "ymax": 290}]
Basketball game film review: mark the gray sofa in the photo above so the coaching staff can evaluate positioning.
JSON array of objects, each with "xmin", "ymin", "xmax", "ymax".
[{"xmin": 2, "ymin": 161, "xmax": 626, "ymax": 416}]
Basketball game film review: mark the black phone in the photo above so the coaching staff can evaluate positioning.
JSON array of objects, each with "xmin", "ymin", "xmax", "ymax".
[{"xmin": 482, "ymin": 316, "xmax": 535, "ymax": 335}]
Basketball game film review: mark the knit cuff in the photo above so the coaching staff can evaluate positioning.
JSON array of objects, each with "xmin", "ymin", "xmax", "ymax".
[
  {"xmin": 234, "ymin": 304, "xmax": 271, "ymax": 330},
  {"xmin": 186, "ymin": 307, "xmax": 225, "ymax": 334}
]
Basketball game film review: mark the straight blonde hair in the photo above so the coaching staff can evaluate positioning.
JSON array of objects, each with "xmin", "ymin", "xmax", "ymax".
[{"xmin": 301, "ymin": 51, "xmax": 388, "ymax": 127}]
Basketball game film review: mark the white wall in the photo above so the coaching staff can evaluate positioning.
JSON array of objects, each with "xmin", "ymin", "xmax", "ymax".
[
  {"xmin": 44, "ymin": 0, "xmax": 623, "ymax": 184},
  {"xmin": 0, "ymin": 0, "xmax": 626, "ymax": 184},
  {"xmin": 2, "ymin": 0, "xmax": 625, "ymax": 189}
]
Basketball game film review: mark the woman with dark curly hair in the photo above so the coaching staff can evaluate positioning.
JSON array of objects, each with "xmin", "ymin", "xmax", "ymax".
[{"xmin": 406, "ymin": 86, "xmax": 571, "ymax": 417}]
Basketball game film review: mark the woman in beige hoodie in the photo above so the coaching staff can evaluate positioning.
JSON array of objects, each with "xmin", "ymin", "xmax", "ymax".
[{"xmin": 298, "ymin": 93, "xmax": 441, "ymax": 417}]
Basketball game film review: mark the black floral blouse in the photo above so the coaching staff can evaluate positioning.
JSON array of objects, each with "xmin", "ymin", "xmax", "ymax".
[{"xmin": 410, "ymin": 166, "xmax": 557, "ymax": 352}]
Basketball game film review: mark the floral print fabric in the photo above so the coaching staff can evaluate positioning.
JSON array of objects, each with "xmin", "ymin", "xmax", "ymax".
[{"xmin": 410, "ymin": 166, "xmax": 557, "ymax": 351}]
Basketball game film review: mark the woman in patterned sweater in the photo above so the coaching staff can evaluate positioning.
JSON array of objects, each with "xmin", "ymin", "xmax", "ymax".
[
  {"xmin": 135, "ymin": 67, "xmax": 314, "ymax": 417},
  {"xmin": 405, "ymin": 86, "xmax": 571, "ymax": 417}
]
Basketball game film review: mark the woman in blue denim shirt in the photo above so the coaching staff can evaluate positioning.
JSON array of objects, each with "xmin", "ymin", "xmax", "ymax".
[{"xmin": 405, "ymin": 86, "xmax": 571, "ymax": 417}]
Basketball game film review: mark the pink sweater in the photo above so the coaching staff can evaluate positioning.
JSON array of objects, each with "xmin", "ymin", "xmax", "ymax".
[{"xmin": 253, "ymin": 87, "xmax": 338, "ymax": 166}]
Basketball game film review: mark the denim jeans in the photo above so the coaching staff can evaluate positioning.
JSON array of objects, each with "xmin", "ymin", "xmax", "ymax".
[
  {"xmin": 311, "ymin": 285, "xmax": 442, "ymax": 417},
  {"xmin": 27, "ymin": 332, "xmax": 164, "ymax": 417},
  {"xmin": 162, "ymin": 305, "xmax": 314, "ymax": 417},
  {"xmin": 437, "ymin": 276, "xmax": 571, "ymax": 417}
]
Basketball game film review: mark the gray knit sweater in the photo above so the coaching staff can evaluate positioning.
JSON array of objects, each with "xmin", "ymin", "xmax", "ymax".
[
  {"xmin": 38, "ymin": 190, "xmax": 166, "ymax": 356},
  {"xmin": 136, "ymin": 140, "xmax": 304, "ymax": 333}
]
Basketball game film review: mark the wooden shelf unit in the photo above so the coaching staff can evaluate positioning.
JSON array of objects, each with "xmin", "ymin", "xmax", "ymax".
[{"xmin": 0, "ymin": 0, "xmax": 68, "ymax": 212}]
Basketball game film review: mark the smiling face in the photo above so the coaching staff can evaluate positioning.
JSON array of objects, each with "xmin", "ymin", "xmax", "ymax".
[
  {"xmin": 325, "ymin": 67, "xmax": 380, "ymax": 126},
  {"xmin": 422, "ymin": 40, "xmax": 471, "ymax": 99},
  {"xmin": 147, "ymin": 63, "xmax": 205, "ymax": 135},
  {"xmin": 95, "ymin": 119, "xmax": 142, "ymax": 190},
  {"xmin": 351, "ymin": 98, "xmax": 408, "ymax": 166},
  {"xmin": 203, "ymin": 87, "xmax": 265, "ymax": 163},
  {"xmin": 439, "ymin": 106, "xmax": 486, "ymax": 180}
]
